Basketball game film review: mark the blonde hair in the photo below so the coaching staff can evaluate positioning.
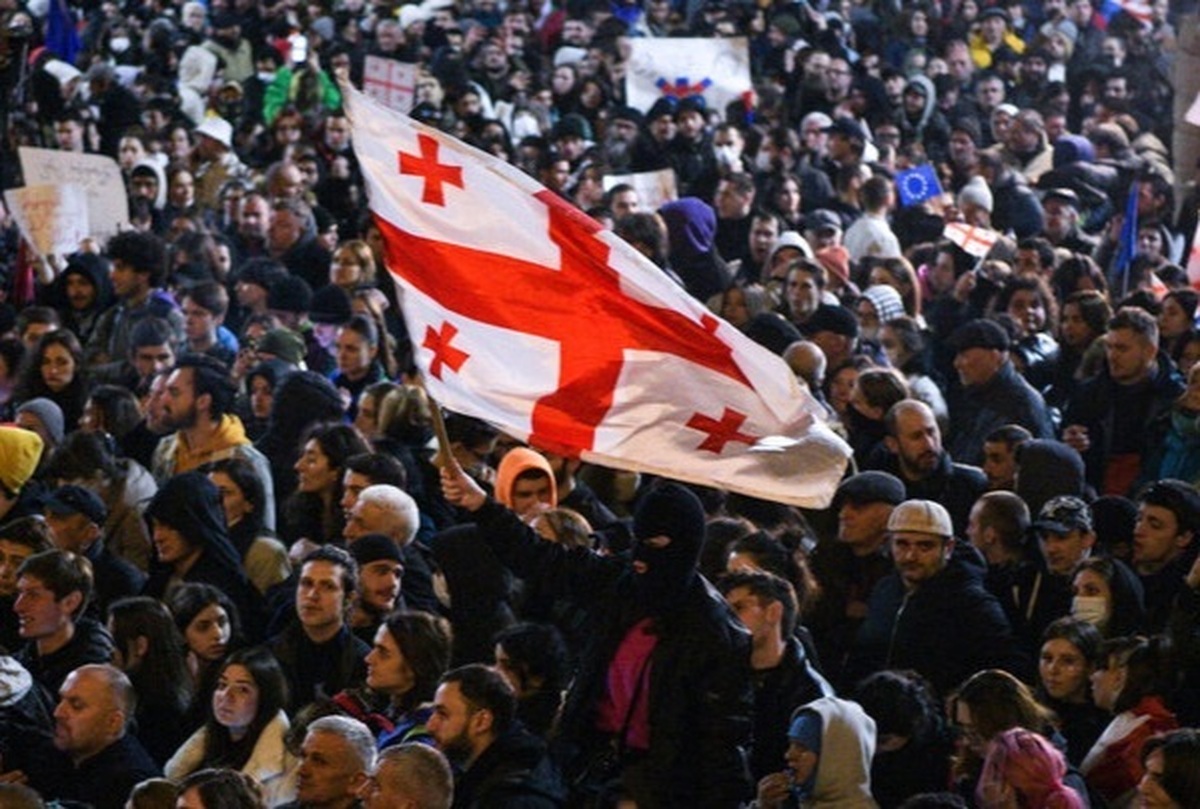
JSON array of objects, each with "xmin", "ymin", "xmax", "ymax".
[{"xmin": 333, "ymin": 239, "xmax": 377, "ymax": 286}]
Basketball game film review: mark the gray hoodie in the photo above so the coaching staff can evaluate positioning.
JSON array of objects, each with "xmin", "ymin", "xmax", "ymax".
[{"xmin": 801, "ymin": 696, "xmax": 879, "ymax": 809}]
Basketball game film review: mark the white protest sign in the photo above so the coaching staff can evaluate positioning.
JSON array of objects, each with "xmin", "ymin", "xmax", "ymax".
[
  {"xmin": 625, "ymin": 38, "xmax": 751, "ymax": 117},
  {"xmin": 603, "ymin": 168, "xmax": 678, "ymax": 212},
  {"xmin": 19, "ymin": 147, "xmax": 128, "ymax": 241},
  {"xmin": 4, "ymin": 183, "xmax": 90, "ymax": 258},
  {"xmin": 363, "ymin": 56, "xmax": 417, "ymax": 114}
]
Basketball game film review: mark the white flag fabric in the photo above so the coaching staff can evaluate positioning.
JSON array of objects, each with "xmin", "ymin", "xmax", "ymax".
[
  {"xmin": 346, "ymin": 86, "xmax": 850, "ymax": 508},
  {"xmin": 944, "ymin": 221, "xmax": 1001, "ymax": 258},
  {"xmin": 624, "ymin": 38, "xmax": 751, "ymax": 115},
  {"xmin": 363, "ymin": 56, "xmax": 417, "ymax": 113}
]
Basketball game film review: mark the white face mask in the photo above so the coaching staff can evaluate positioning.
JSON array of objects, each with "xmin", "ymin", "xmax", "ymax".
[
  {"xmin": 1072, "ymin": 595, "xmax": 1109, "ymax": 627},
  {"xmin": 257, "ymin": 71, "xmax": 276, "ymax": 84},
  {"xmin": 714, "ymin": 144, "xmax": 739, "ymax": 169},
  {"xmin": 110, "ymin": 36, "xmax": 130, "ymax": 53}
]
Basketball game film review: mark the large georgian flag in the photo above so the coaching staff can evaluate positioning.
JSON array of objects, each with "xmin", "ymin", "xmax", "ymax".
[{"xmin": 346, "ymin": 87, "xmax": 851, "ymax": 508}]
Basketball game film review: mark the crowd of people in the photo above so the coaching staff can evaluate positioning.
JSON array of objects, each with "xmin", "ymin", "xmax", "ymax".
[{"xmin": 0, "ymin": 0, "xmax": 1198, "ymax": 806}]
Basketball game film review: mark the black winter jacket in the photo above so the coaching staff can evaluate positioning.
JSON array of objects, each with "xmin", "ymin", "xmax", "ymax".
[
  {"xmin": 847, "ymin": 546, "xmax": 1031, "ymax": 696},
  {"xmin": 471, "ymin": 499, "xmax": 754, "ymax": 809}
]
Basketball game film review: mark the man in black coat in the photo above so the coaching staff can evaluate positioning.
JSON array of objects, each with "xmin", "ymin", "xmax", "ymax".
[
  {"xmin": 716, "ymin": 570, "xmax": 833, "ymax": 784},
  {"xmin": 847, "ymin": 500, "xmax": 1030, "ymax": 697},
  {"xmin": 29, "ymin": 664, "xmax": 160, "ymax": 809},
  {"xmin": 442, "ymin": 469, "xmax": 753, "ymax": 808},
  {"xmin": 14, "ymin": 550, "xmax": 115, "ymax": 701},
  {"xmin": 428, "ymin": 664, "xmax": 565, "ymax": 808},
  {"xmin": 869, "ymin": 399, "xmax": 987, "ymax": 538},
  {"xmin": 946, "ymin": 319, "xmax": 1055, "ymax": 467},
  {"xmin": 268, "ymin": 546, "xmax": 369, "ymax": 714},
  {"xmin": 1062, "ymin": 306, "xmax": 1185, "ymax": 496}
]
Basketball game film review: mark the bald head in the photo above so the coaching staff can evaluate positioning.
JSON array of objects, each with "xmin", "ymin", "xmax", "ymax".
[
  {"xmin": 783, "ymin": 340, "xmax": 826, "ymax": 391},
  {"xmin": 72, "ymin": 663, "xmax": 136, "ymax": 721},
  {"xmin": 54, "ymin": 664, "xmax": 134, "ymax": 763}
]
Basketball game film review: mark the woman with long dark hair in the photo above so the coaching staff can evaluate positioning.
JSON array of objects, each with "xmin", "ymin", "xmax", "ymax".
[
  {"xmin": 1139, "ymin": 729, "xmax": 1200, "ymax": 808},
  {"xmin": 283, "ymin": 422, "xmax": 370, "ymax": 546},
  {"xmin": 255, "ymin": 371, "xmax": 346, "ymax": 509},
  {"xmin": 165, "ymin": 647, "xmax": 295, "ymax": 805},
  {"xmin": 1082, "ymin": 635, "xmax": 1179, "ymax": 806},
  {"xmin": 1035, "ymin": 617, "xmax": 1109, "ymax": 766},
  {"xmin": 13, "ymin": 330, "xmax": 89, "ymax": 429},
  {"xmin": 107, "ymin": 596, "xmax": 195, "ymax": 764},
  {"xmin": 168, "ymin": 582, "xmax": 245, "ymax": 725},
  {"xmin": 1158, "ymin": 289, "xmax": 1198, "ymax": 365},
  {"xmin": 1048, "ymin": 290, "xmax": 1111, "ymax": 410},
  {"xmin": 207, "ymin": 457, "xmax": 290, "ymax": 595}
]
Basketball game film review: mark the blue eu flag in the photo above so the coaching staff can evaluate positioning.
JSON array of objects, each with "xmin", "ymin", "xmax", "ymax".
[{"xmin": 895, "ymin": 164, "xmax": 943, "ymax": 207}]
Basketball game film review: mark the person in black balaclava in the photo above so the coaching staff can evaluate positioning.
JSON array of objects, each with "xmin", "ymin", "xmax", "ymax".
[{"xmin": 442, "ymin": 467, "xmax": 754, "ymax": 808}]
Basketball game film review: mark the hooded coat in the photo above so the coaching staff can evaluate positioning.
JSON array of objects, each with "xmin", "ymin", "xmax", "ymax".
[
  {"xmin": 141, "ymin": 472, "xmax": 262, "ymax": 639},
  {"xmin": 795, "ymin": 696, "xmax": 878, "ymax": 808},
  {"xmin": 895, "ymin": 75, "xmax": 950, "ymax": 162},
  {"xmin": 1014, "ymin": 439, "xmax": 1089, "ymax": 517},
  {"xmin": 50, "ymin": 252, "xmax": 115, "ymax": 347},
  {"xmin": 255, "ymin": 371, "xmax": 346, "ymax": 507},
  {"xmin": 659, "ymin": 198, "xmax": 733, "ymax": 303}
]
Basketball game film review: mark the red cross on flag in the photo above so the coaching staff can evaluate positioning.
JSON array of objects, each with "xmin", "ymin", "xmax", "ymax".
[{"xmin": 346, "ymin": 86, "xmax": 850, "ymax": 508}]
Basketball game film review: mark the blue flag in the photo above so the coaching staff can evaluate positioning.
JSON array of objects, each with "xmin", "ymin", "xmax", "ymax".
[
  {"xmin": 45, "ymin": 0, "xmax": 80, "ymax": 65},
  {"xmin": 1114, "ymin": 181, "xmax": 1139, "ymax": 296},
  {"xmin": 895, "ymin": 164, "xmax": 943, "ymax": 207}
]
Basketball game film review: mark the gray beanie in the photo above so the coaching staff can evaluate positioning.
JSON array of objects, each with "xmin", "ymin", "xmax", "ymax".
[{"xmin": 16, "ymin": 398, "xmax": 65, "ymax": 445}]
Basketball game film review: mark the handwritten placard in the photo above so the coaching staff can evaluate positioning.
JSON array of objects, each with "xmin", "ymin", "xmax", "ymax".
[
  {"xmin": 4, "ymin": 183, "xmax": 90, "ymax": 258},
  {"xmin": 603, "ymin": 168, "xmax": 678, "ymax": 213},
  {"xmin": 19, "ymin": 147, "xmax": 128, "ymax": 241}
]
